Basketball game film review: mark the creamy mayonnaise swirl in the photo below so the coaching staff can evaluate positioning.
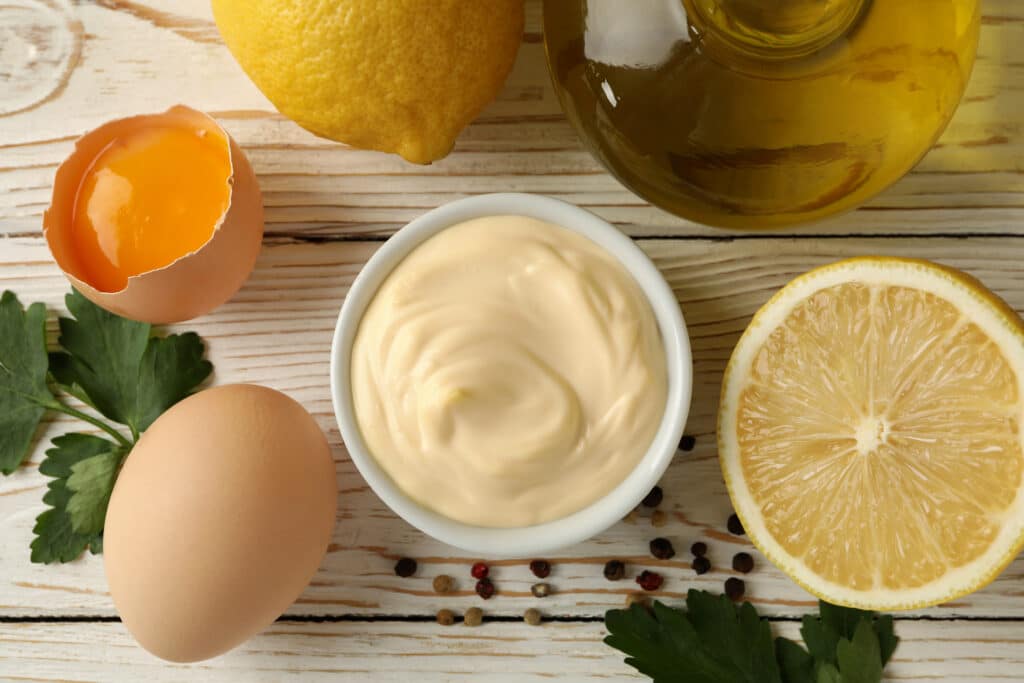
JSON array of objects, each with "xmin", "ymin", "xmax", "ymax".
[{"xmin": 351, "ymin": 215, "xmax": 667, "ymax": 527}]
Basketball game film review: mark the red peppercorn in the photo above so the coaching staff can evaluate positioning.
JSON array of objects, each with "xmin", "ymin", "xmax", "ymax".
[
  {"xmin": 635, "ymin": 570, "xmax": 664, "ymax": 592},
  {"xmin": 475, "ymin": 577, "xmax": 496, "ymax": 600},
  {"xmin": 529, "ymin": 559, "xmax": 551, "ymax": 579},
  {"xmin": 471, "ymin": 562, "xmax": 489, "ymax": 580}
]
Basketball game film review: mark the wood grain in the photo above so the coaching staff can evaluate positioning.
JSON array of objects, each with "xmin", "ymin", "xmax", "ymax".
[
  {"xmin": 3, "ymin": 0, "xmax": 1024, "ymax": 678},
  {"xmin": 1, "ymin": 619, "xmax": 1022, "ymax": 682},
  {"xmin": 0, "ymin": 0, "xmax": 1022, "ymax": 238},
  {"xmin": 2, "ymin": 237, "xmax": 1024, "ymax": 620}
]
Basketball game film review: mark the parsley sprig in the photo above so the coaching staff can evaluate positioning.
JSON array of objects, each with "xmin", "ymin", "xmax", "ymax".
[
  {"xmin": 605, "ymin": 590, "xmax": 898, "ymax": 683},
  {"xmin": 0, "ymin": 290, "xmax": 212, "ymax": 563}
]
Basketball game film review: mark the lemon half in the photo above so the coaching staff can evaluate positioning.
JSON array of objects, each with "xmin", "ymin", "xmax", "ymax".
[{"xmin": 719, "ymin": 257, "xmax": 1024, "ymax": 610}]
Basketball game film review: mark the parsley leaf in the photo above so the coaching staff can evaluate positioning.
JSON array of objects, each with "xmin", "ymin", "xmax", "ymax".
[
  {"xmin": 49, "ymin": 289, "xmax": 212, "ymax": 439},
  {"xmin": 0, "ymin": 289, "xmax": 214, "ymax": 563},
  {"xmin": 0, "ymin": 291, "xmax": 59, "ymax": 474},
  {"xmin": 31, "ymin": 434, "xmax": 117, "ymax": 563},
  {"xmin": 606, "ymin": 592, "xmax": 782, "ymax": 683},
  {"xmin": 604, "ymin": 590, "xmax": 899, "ymax": 683},
  {"xmin": 835, "ymin": 621, "xmax": 882, "ymax": 683},
  {"xmin": 66, "ymin": 448, "xmax": 126, "ymax": 535}
]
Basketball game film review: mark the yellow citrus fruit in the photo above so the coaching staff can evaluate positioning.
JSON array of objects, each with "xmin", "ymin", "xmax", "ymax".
[
  {"xmin": 719, "ymin": 257, "xmax": 1024, "ymax": 610},
  {"xmin": 211, "ymin": 0, "xmax": 524, "ymax": 164}
]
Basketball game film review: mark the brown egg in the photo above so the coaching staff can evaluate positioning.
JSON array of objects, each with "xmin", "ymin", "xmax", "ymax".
[
  {"xmin": 43, "ymin": 105, "xmax": 264, "ymax": 324},
  {"xmin": 103, "ymin": 384, "xmax": 337, "ymax": 662}
]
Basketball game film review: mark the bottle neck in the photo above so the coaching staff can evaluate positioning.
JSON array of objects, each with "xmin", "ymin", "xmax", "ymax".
[{"xmin": 687, "ymin": 0, "xmax": 871, "ymax": 58}]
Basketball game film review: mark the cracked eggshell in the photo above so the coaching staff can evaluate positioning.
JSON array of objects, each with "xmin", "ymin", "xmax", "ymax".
[{"xmin": 43, "ymin": 105, "xmax": 264, "ymax": 324}]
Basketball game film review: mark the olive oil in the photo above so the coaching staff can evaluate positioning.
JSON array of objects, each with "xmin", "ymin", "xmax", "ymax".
[{"xmin": 543, "ymin": 0, "xmax": 980, "ymax": 228}]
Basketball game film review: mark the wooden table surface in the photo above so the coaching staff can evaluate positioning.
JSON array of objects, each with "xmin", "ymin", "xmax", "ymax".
[{"xmin": 2, "ymin": 1, "xmax": 1024, "ymax": 681}]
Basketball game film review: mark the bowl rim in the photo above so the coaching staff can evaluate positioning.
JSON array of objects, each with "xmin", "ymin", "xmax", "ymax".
[{"xmin": 329, "ymin": 193, "xmax": 692, "ymax": 557}]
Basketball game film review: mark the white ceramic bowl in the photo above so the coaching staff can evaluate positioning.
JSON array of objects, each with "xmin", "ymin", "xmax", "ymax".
[{"xmin": 330, "ymin": 193, "xmax": 692, "ymax": 557}]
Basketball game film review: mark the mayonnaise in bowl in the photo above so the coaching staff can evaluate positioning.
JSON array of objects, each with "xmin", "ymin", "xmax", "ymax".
[
  {"xmin": 350, "ymin": 215, "xmax": 668, "ymax": 527},
  {"xmin": 332, "ymin": 193, "xmax": 691, "ymax": 556}
]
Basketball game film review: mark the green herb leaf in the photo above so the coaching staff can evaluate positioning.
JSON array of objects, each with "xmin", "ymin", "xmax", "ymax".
[
  {"xmin": 31, "ymin": 434, "xmax": 115, "ymax": 563},
  {"xmin": 0, "ymin": 292, "xmax": 58, "ymax": 474},
  {"xmin": 835, "ymin": 620, "xmax": 883, "ymax": 683},
  {"xmin": 873, "ymin": 615, "xmax": 898, "ymax": 666},
  {"xmin": 605, "ymin": 590, "xmax": 782, "ymax": 683},
  {"xmin": 816, "ymin": 664, "xmax": 842, "ymax": 683},
  {"xmin": 604, "ymin": 592, "xmax": 899, "ymax": 683},
  {"xmin": 66, "ymin": 448, "xmax": 126, "ymax": 535},
  {"xmin": 776, "ymin": 638, "xmax": 814, "ymax": 683},
  {"xmin": 49, "ymin": 290, "xmax": 212, "ymax": 437}
]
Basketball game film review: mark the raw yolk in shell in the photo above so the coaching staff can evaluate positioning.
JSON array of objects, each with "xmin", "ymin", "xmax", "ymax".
[{"xmin": 70, "ymin": 123, "xmax": 232, "ymax": 292}]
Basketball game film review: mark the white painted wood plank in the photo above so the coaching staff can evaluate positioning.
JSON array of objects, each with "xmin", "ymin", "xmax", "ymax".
[
  {"xmin": 0, "ymin": 619, "xmax": 1020, "ymax": 682},
  {"xmin": 0, "ymin": 1, "xmax": 1022, "ymax": 237},
  {"xmin": 2, "ymin": 237, "xmax": 1024, "ymax": 619}
]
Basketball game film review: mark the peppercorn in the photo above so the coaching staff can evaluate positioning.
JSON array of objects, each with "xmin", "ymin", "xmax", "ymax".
[
  {"xmin": 679, "ymin": 435, "xmax": 696, "ymax": 451},
  {"xmin": 732, "ymin": 552, "xmax": 754, "ymax": 574},
  {"xmin": 529, "ymin": 559, "xmax": 551, "ymax": 579},
  {"xmin": 475, "ymin": 577, "xmax": 495, "ymax": 599},
  {"xmin": 725, "ymin": 577, "xmax": 745, "ymax": 601},
  {"xmin": 432, "ymin": 574, "xmax": 454, "ymax": 594},
  {"xmin": 531, "ymin": 582, "xmax": 552, "ymax": 598},
  {"xmin": 603, "ymin": 559, "xmax": 626, "ymax": 581},
  {"xmin": 394, "ymin": 557, "xmax": 417, "ymax": 578},
  {"xmin": 436, "ymin": 609, "xmax": 455, "ymax": 626},
  {"xmin": 635, "ymin": 570, "xmax": 664, "ymax": 592},
  {"xmin": 649, "ymin": 537, "xmax": 676, "ymax": 560},
  {"xmin": 727, "ymin": 514, "xmax": 745, "ymax": 536},
  {"xmin": 524, "ymin": 608, "xmax": 543, "ymax": 626},
  {"xmin": 641, "ymin": 486, "xmax": 663, "ymax": 508},
  {"xmin": 651, "ymin": 510, "xmax": 668, "ymax": 527},
  {"xmin": 470, "ymin": 561, "xmax": 489, "ymax": 579},
  {"xmin": 624, "ymin": 592, "xmax": 649, "ymax": 608},
  {"xmin": 464, "ymin": 607, "xmax": 483, "ymax": 627},
  {"xmin": 690, "ymin": 542, "xmax": 708, "ymax": 557},
  {"xmin": 692, "ymin": 556, "xmax": 711, "ymax": 575}
]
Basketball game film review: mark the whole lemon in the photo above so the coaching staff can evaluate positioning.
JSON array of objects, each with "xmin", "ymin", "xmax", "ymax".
[{"xmin": 212, "ymin": 0, "xmax": 525, "ymax": 164}]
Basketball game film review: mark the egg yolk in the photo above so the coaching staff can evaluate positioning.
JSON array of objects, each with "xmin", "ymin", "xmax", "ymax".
[{"xmin": 70, "ymin": 123, "xmax": 232, "ymax": 292}]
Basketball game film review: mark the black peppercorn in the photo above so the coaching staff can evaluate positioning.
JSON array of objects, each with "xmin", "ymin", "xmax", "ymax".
[
  {"xmin": 725, "ymin": 577, "xmax": 745, "ymax": 601},
  {"xmin": 649, "ymin": 537, "xmax": 675, "ymax": 560},
  {"xmin": 603, "ymin": 559, "xmax": 626, "ymax": 581},
  {"xmin": 641, "ymin": 486, "xmax": 664, "ymax": 508},
  {"xmin": 679, "ymin": 435, "xmax": 696, "ymax": 451},
  {"xmin": 529, "ymin": 559, "xmax": 551, "ymax": 579},
  {"xmin": 732, "ymin": 552, "xmax": 754, "ymax": 574},
  {"xmin": 727, "ymin": 513, "xmax": 745, "ymax": 536},
  {"xmin": 690, "ymin": 541, "xmax": 708, "ymax": 557},
  {"xmin": 394, "ymin": 557, "xmax": 417, "ymax": 578},
  {"xmin": 692, "ymin": 556, "xmax": 711, "ymax": 575}
]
